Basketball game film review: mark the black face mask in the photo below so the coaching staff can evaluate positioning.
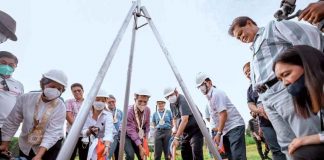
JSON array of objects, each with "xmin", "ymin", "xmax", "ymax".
[{"xmin": 287, "ymin": 75, "xmax": 307, "ymax": 97}]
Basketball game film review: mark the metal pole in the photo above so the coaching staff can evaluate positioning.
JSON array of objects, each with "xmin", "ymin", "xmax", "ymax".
[
  {"xmin": 118, "ymin": 10, "xmax": 138, "ymax": 160},
  {"xmin": 141, "ymin": 6, "xmax": 222, "ymax": 160},
  {"xmin": 56, "ymin": 2, "xmax": 137, "ymax": 159}
]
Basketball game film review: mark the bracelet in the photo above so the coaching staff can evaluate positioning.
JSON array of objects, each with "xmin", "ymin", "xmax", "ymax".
[
  {"xmin": 174, "ymin": 136, "xmax": 180, "ymax": 140},
  {"xmin": 319, "ymin": 133, "xmax": 324, "ymax": 143},
  {"xmin": 105, "ymin": 145, "xmax": 110, "ymax": 148},
  {"xmin": 217, "ymin": 131, "xmax": 223, "ymax": 136}
]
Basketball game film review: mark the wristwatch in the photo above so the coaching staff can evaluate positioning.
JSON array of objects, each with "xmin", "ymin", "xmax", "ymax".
[
  {"xmin": 216, "ymin": 131, "xmax": 223, "ymax": 136},
  {"xmin": 105, "ymin": 145, "xmax": 110, "ymax": 148},
  {"xmin": 174, "ymin": 136, "xmax": 180, "ymax": 141}
]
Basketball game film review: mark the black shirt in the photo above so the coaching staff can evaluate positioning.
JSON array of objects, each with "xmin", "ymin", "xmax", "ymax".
[{"xmin": 247, "ymin": 85, "xmax": 272, "ymax": 127}]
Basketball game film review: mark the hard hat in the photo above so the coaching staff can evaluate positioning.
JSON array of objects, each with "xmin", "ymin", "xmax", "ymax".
[
  {"xmin": 43, "ymin": 69, "xmax": 68, "ymax": 87},
  {"xmin": 134, "ymin": 89, "xmax": 151, "ymax": 97},
  {"xmin": 97, "ymin": 89, "xmax": 109, "ymax": 98},
  {"xmin": 196, "ymin": 72, "xmax": 209, "ymax": 87},
  {"xmin": 163, "ymin": 86, "xmax": 176, "ymax": 98},
  {"xmin": 0, "ymin": 10, "xmax": 17, "ymax": 41},
  {"xmin": 156, "ymin": 98, "xmax": 166, "ymax": 103}
]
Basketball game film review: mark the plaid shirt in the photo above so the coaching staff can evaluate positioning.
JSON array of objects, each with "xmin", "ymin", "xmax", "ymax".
[{"xmin": 250, "ymin": 20, "xmax": 324, "ymax": 90}]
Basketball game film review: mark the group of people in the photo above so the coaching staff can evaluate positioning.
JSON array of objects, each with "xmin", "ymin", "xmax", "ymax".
[{"xmin": 0, "ymin": 1, "xmax": 324, "ymax": 160}]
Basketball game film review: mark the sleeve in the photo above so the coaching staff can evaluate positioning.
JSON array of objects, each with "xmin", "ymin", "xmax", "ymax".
[
  {"xmin": 81, "ymin": 115, "xmax": 91, "ymax": 137},
  {"xmin": 65, "ymin": 99, "xmax": 73, "ymax": 112},
  {"xmin": 179, "ymin": 97, "xmax": 192, "ymax": 116},
  {"xmin": 247, "ymin": 86, "xmax": 254, "ymax": 103},
  {"xmin": 40, "ymin": 102, "xmax": 66, "ymax": 149},
  {"xmin": 211, "ymin": 90, "xmax": 228, "ymax": 113},
  {"xmin": 274, "ymin": 20, "xmax": 323, "ymax": 51},
  {"xmin": 126, "ymin": 107, "xmax": 141, "ymax": 146},
  {"xmin": 103, "ymin": 113, "xmax": 114, "ymax": 143},
  {"xmin": 145, "ymin": 108, "xmax": 150, "ymax": 136},
  {"xmin": 1, "ymin": 95, "xmax": 24, "ymax": 141}
]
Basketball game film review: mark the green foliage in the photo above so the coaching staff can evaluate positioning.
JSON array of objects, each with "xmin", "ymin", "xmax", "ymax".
[
  {"xmin": 9, "ymin": 137, "xmax": 19, "ymax": 157},
  {"xmin": 245, "ymin": 135, "xmax": 256, "ymax": 145}
]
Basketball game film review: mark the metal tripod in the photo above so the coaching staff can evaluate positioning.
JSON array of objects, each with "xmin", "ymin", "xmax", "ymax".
[{"xmin": 57, "ymin": 1, "xmax": 222, "ymax": 159}]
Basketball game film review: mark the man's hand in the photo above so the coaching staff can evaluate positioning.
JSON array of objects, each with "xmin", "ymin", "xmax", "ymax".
[
  {"xmin": 171, "ymin": 127, "xmax": 177, "ymax": 135},
  {"xmin": 299, "ymin": 1, "xmax": 324, "ymax": 24},
  {"xmin": 256, "ymin": 135, "xmax": 261, "ymax": 141},
  {"xmin": 172, "ymin": 138, "xmax": 180, "ymax": 148},
  {"xmin": 32, "ymin": 155, "xmax": 42, "ymax": 160},
  {"xmin": 258, "ymin": 107, "xmax": 268, "ymax": 119},
  {"xmin": 213, "ymin": 134, "xmax": 221, "ymax": 145},
  {"xmin": 0, "ymin": 143, "xmax": 9, "ymax": 152},
  {"xmin": 139, "ymin": 145, "xmax": 145, "ymax": 160}
]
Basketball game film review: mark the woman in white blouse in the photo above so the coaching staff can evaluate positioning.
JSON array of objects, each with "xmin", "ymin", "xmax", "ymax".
[
  {"xmin": 82, "ymin": 89, "xmax": 115, "ymax": 160},
  {"xmin": 0, "ymin": 69, "xmax": 68, "ymax": 160}
]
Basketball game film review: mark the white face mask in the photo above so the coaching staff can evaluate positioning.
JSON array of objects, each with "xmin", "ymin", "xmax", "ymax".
[
  {"xmin": 43, "ymin": 88, "xmax": 61, "ymax": 100},
  {"xmin": 199, "ymin": 84, "xmax": 208, "ymax": 95},
  {"xmin": 93, "ymin": 101, "xmax": 106, "ymax": 110},
  {"xmin": 0, "ymin": 33, "xmax": 7, "ymax": 44},
  {"xmin": 168, "ymin": 95, "xmax": 177, "ymax": 104}
]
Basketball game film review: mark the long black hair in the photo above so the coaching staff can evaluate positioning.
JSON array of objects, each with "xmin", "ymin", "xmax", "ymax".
[{"xmin": 273, "ymin": 45, "xmax": 324, "ymax": 118}]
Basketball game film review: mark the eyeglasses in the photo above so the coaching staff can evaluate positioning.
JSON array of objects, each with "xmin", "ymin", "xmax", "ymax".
[{"xmin": 1, "ymin": 79, "xmax": 9, "ymax": 91}]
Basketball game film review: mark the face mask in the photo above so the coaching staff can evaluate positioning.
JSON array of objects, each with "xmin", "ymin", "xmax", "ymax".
[
  {"xmin": 136, "ymin": 104, "xmax": 146, "ymax": 112},
  {"xmin": 0, "ymin": 64, "xmax": 14, "ymax": 76},
  {"xmin": 199, "ymin": 84, "xmax": 208, "ymax": 95},
  {"xmin": 287, "ymin": 75, "xmax": 307, "ymax": 97},
  {"xmin": 93, "ymin": 101, "xmax": 106, "ymax": 110},
  {"xmin": 0, "ymin": 33, "xmax": 7, "ymax": 44},
  {"xmin": 168, "ymin": 95, "xmax": 177, "ymax": 104},
  {"xmin": 43, "ymin": 88, "xmax": 61, "ymax": 100}
]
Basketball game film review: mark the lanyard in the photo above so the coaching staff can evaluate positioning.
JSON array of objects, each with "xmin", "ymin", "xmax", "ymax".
[
  {"xmin": 134, "ymin": 105, "xmax": 145, "ymax": 130},
  {"xmin": 112, "ymin": 108, "xmax": 118, "ymax": 119},
  {"xmin": 157, "ymin": 109, "xmax": 166, "ymax": 121},
  {"xmin": 320, "ymin": 109, "xmax": 323, "ymax": 131}
]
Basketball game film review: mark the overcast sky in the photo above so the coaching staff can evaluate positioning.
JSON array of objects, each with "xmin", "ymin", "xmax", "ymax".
[{"xmin": 1, "ymin": 0, "xmax": 315, "ymax": 125}]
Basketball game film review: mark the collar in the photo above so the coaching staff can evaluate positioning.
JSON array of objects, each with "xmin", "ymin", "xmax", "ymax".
[
  {"xmin": 158, "ymin": 109, "xmax": 165, "ymax": 112},
  {"xmin": 250, "ymin": 27, "xmax": 264, "ymax": 51},
  {"xmin": 0, "ymin": 74, "xmax": 11, "ymax": 80},
  {"xmin": 206, "ymin": 87, "xmax": 214, "ymax": 100}
]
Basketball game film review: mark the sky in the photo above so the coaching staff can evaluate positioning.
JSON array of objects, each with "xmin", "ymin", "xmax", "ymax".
[{"xmin": 0, "ymin": 0, "xmax": 315, "ymax": 126}]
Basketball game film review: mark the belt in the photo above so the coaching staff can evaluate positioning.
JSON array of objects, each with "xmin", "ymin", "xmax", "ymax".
[
  {"xmin": 157, "ymin": 128, "xmax": 171, "ymax": 131},
  {"xmin": 257, "ymin": 78, "xmax": 279, "ymax": 94}
]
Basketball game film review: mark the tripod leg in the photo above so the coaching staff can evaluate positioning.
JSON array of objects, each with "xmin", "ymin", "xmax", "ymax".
[
  {"xmin": 141, "ymin": 6, "xmax": 222, "ymax": 160},
  {"xmin": 56, "ymin": 2, "xmax": 138, "ymax": 160},
  {"xmin": 118, "ymin": 8, "xmax": 138, "ymax": 160}
]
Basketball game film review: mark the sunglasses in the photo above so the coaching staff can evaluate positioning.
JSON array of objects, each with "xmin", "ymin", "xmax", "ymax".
[{"xmin": 1, "ymin": 79, "xmax": 9, "ymax": 91}]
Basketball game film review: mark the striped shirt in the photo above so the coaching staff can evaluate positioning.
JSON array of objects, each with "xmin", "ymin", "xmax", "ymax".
[{"xmin": 250, "ymin": 20, "xmax": 324, "ymax": 90}]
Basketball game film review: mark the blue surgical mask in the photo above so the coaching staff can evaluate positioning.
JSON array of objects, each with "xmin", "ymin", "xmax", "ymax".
[
  {"xmin": 287, "ymin": 75, "xmax": 306, "ymax": 97},
  {"xmin": 0, "ymin": 64, "xmax": 14, "ymax": 76}
]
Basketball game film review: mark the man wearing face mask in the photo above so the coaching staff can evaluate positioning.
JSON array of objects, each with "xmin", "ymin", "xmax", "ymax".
[
  {"xmin": 195, "ymin": 72, "xmax": 246, "ymax": 160},
  {"xmin": 163, "ymin": 86, "xmax": 204, "ymax": 160},
  {"xmin": 124, "ymin": 89, "xmax": 151, "ymax": 160},
  {"xmin": 0, "ymin": 51, "xmax": 23, "ymax": 133},
  {"xmin": 82, "ymin": 89, "xmax": 114, "ymax": 160},
  {"xmin": 0, "ymin": 10, "xmax": 17, "ymax": 44},
  {"xmin": 0, "ymin": 69, "xmax": 67, "ymax": 160}
]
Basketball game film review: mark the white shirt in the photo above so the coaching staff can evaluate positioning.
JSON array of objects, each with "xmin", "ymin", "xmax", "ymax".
[
  {"xmin": 81, "ymin": 109, "xmax": 115, "ymax": 143},
  {"xmin": 1, "ymin": 92, "xmax": 65, "ymax": 155},
  {"xmin": 207, "ymin": 87, "xmax": 245, "ymax": 135},
  {"xmin": 0, "ymin": 76, "xmax": 24, "ymax": 128}
]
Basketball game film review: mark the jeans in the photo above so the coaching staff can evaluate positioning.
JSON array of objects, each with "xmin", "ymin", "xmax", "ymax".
[
  {"xmin": 124, "ymin": 135, "xmax": 142, "ymax": 160},
  {"xmin": 154, "ymin": 129, "xmax": 171, "ymax": 160},
  {"xmin": 180, "ymin": 128, "xmax": 204, "ymax": 160},
  {"xmin": 108, "ymin": 134, "xmax": 120, "ymax": 160},
  {"xmin": 222, "ymin": 125, "xmax": 246, "ymax": 160},
  {"xmin": 261, "ymin": 126, "xmax": 286, "ymax": 160}
]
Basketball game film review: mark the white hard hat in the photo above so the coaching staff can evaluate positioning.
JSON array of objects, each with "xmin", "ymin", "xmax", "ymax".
[
  {"xmin": 163, "ymin": 86, "xmax": 176, "ymax": 98},
  {"xmin": 156, "ymin": 98, "xmax": 166, "ymax": 103},
  {"xmin": 43, "ymin": 69, "xmax": 68, "ymax": 87},
  {"xmin": 97, "ymin": 89, "xmax": 109, "ymax": 98},
  {"xmin": 134, "ymin": 89, "xmax": 151, "ymax": 97},
  {"xmin": 196, "ymin": 72, "xmax": 209, "ymax": 87}
]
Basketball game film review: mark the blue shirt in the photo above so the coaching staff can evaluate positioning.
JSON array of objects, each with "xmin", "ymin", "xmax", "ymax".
[
  {"xmin": 152, "ymin": 109, "xmax": 172, "ymax": 129},
  {"xmin": 111, "ymin": 108, "xmax": 123, "ymax": 133}
]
